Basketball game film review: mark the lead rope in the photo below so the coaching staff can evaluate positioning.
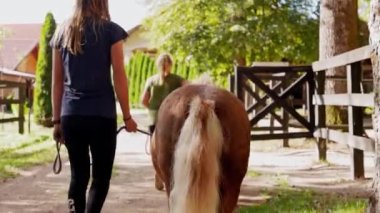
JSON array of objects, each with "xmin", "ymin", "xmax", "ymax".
[
  {"xmin": 117, "ymin": 126, "xmax": 151, "ymax": 155},
  {"xmin": 53, "ymin": 126, "xmax": 152, "ymax": 175},
  {"xmin": 53, "ymin": 139, "xmax": 62, "ymax": 174}
]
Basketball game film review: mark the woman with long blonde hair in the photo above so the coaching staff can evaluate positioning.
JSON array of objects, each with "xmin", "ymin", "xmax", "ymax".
[
  {"xmin": 141, "ymin": 53, "xmax": 186, "ymax": 190},
  {"xmin": 51, "ymin": 0, "xmax": 137, "ymax": 212}
]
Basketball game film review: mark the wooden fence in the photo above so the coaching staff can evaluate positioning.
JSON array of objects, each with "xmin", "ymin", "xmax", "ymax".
[
  {"xmin": 0, "ymin": 68, "xmax": 35, "ymax": 133},
  {"xmin": 232, "ymin": 45, "xmax": 374, "ymax": 180},
  {"xmin": 0, "ymin": 80, "xmax": 26, "ymax": 134},
  {"xmin": 233, "ymin": 65, "xmax": 315, "ymax": 146},
  {"xmin": 312, "ymin": 45, "xmax": 374, "ymax": 179}
]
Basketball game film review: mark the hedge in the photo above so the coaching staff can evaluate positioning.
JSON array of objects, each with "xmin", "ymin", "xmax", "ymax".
[{"xmin": 125, "ymin": 52, "xmax": 198, "ymax": 107}]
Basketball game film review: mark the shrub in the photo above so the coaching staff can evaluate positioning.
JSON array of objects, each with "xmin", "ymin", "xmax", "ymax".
[{"xmin": 33, "ymin": 12, "xmax": 56, "ymax": 127}]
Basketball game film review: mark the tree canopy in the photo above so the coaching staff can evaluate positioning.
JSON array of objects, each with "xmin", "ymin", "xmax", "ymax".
[{"xmin": 144, "ymin": 0, "xmax": 319, "ymax": 84}]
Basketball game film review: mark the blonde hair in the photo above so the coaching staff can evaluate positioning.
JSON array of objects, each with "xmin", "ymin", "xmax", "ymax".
[
  {"xmin": 155, "ymin": 53, "xmax": 173, "ymax": 71},
  {"xmin": 59, "ymin": 0, "xmax": 110, "ymax": 55}
]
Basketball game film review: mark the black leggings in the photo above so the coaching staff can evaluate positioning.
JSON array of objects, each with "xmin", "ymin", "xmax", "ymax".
[{"xmin": 62, "ymin": 116, "xmax": 117, "ymax": 213}]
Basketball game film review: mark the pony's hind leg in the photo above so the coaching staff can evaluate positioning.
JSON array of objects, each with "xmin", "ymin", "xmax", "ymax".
[
  {"xmin": 150, "ymin": 133, "xmax": 165, "ymax": 191},
  {"xmin": 220, "ymin": 181, "xmax": 241, "ymax": 213},
  {"xmin": 154, "ymin": 173, "xmax": 164, "ymax": 191}
]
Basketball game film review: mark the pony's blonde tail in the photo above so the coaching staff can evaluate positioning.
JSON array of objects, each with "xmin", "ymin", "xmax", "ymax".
[{"xmin": 170, "ymin": 96, "xmax": 223, "ymax": 213}]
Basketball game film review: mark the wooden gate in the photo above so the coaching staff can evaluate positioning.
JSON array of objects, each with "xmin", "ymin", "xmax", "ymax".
[
  {"xmin": 233, "ymin": 65, "xmax": 315, "ymax": 141},
  {"xmin": 0, "ymin": 80, "xmax": 26, "ymax": 134}
]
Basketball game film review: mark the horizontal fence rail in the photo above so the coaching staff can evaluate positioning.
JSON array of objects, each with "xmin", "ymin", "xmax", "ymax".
[
  {"xmin": 313, "ymin": 94, "xmax": 374, "ymax": 107},
  {"xmin": 314, "ymin": 128, "xmax": 374, "ymax": 152},
  {"xmin": 312, "ymin": 45, "xmax": 374, "ymax": 179},
  {"xmin": 0, "ymin": 80, "xmax": 26, "ymax": 134},
  {"xmin": 312, "ymin": 45, "xmax": 371, "ymax": 72}
]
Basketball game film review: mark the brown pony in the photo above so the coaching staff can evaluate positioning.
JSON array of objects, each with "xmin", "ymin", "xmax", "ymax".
[{"xmin": 150, "ymin": 84, "xmax": 250, "ymax": 213}]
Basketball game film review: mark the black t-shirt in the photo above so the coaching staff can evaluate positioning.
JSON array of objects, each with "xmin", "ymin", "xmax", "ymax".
[{"xmin": 50, "ymin": 20, "xmax": 128, "ymax": 119}]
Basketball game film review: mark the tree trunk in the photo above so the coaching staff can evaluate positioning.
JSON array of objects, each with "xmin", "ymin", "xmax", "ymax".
[
  {"xmin": 368, "ymin": 1, "xmax": 380, "ymax": 211},
  {"xmin": 319, "ymin": 0, "xmax": 359, "ymax": 126}
]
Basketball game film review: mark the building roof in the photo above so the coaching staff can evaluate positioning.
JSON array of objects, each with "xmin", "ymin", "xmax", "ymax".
[
  {"xmin": 127, "ymin": 24, "xmax": 142, "ymax": 35},
  {"xmin": 0, "ymin": 67, "xmax": 35, "ymax": 79},
  {"xmin": 0, "ymin": 24, "xmax": 41, "ymax": 70}
]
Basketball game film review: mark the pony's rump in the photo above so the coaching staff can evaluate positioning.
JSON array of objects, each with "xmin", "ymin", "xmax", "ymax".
[
  {"xmin": 151, "ymin": 84, "xmax": 250, "ymax": 213},
  {"xmin": 170, "ymin": 96, "xmax": 223, "ymax": 213}
]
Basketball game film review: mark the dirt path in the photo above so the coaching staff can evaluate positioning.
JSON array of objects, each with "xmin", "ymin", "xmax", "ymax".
[{"xmin": 0, "ymin": 112, "xmax": 374, "ymax": 212}]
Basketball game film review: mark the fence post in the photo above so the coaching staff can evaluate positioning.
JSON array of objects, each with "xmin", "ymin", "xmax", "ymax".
[
  {"xmin": 234, "ymin": 66, "xmax": 244, "ymax": 101},
  {"xmin": 26, "ymin": 79, "xmax": 33, "ymax": 134},
  {"xmin": 307, "ymin": 68, "xmax": 315, "ymax": 135},
  {"xmin": 282, "ymin": 73, "xmax": 289, "ymax": 147},
  {"xmin": 229, "ymin": 74, "xmax": 235, "ymax": 93},
  {"xmin": 316, "ymin": 71, "xmax": 327, "ymax": 161},
  {"xmin": 18, "ymin": 84, "xmax": 25, "ymax": 134},
  {"xmin": 347, "ymin": 62, "xmax": 365, "ymax": 179},
  {"xmin": 270, "ymin": 79, "xmax": 275, "ymax": 135}
]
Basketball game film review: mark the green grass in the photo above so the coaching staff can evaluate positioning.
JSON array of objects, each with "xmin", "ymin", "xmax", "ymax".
[
  {"xmin": 247, "ymin": 170, "xmax": 262, "ymax": 177},
  {"xmin": 273, "ymin": 174, "xmax": 290, "ymax": 188},
  {"xmin": 0, "ymin": 121, "xmax": 56, "ymax": 179},
  {"xmin": 0, "ymin": 135, "xmax": 56, "ymax": 179},
  {"xmin": 238, "ymin": 189, "xmax": 367, "ymax": 213}
]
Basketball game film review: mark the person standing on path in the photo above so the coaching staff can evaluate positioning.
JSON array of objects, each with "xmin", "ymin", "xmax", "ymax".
[
  {"xmin": 140, "ymin": 53, "xmax": 186, "ymax": 191},
  {"xmin": 141, "ymin": 53, "xmax": 186, "ymax": 134},
  {"xmin": 50, "ymin": 0, "xmax": 137, "ymax": 212}
]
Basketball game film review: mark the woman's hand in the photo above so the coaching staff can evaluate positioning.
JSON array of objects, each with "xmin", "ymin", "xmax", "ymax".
[
  {"xmin": 53, "ymin": 124, "xmax": 64, "ymax": 144},
  {"xmin": 124, "ymin": 117, "xmax": 138, "ymax": 132}
]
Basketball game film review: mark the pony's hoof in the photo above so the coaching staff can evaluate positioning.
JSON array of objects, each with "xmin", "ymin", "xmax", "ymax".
[
  {"xmin": 155, "ymin": 182, "xmax": 164, "ymax": 191},
  {"xmin": 155, "ymin": 175, "xmax": 164, "ymax": 191}
]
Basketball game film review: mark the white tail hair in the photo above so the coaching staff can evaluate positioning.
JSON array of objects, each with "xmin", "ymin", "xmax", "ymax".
[
  {"xmin": 192, "ymin": 72, "xmax": 215, "ymax": 85},
  {"xmin": 169, "ymin": 96, "xmax": 223, "ymax": 213}
]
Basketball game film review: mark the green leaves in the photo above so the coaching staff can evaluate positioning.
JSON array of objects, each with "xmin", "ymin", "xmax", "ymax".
[
  {"xmin": 229, "ymin": 25, "xmax": 248, "ymax": 33},
  {"xmin": 124, "ymin": 52, "xmax": 197, "ymax": 106},
  {"xmin": 33, "ymin": 13, "xmax": 56, "ymax": 126},
  {"xmin": 144, "ymin": 0, "xmax": 319, "ymax": 86}
]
